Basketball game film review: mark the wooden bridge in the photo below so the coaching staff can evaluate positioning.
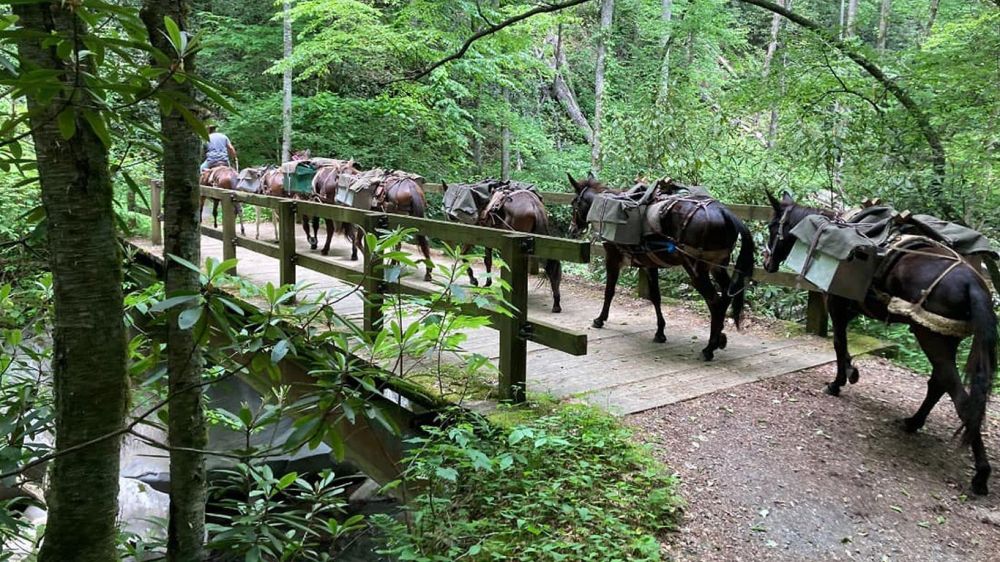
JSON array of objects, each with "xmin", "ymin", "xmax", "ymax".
[{"xmin": 128, "ymin": 182, "xmax": 884, "ymax": 414}]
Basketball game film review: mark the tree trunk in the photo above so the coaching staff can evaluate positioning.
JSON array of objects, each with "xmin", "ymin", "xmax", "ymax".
[
  {"xmin": 501, "ymin": 89, "xmax": 511, "ymax": 181},
  {"xmin": 737, "ymin": 0, "xmax": 948, "ymax": 199},
  {"xmin": 140, "ymin": 3, "xmax": 208, "ymax": 561},
  {"xmin": 877, "ymin": 0, "xmax": 893, "ymax": 53},
  {"xmin": 591, "ymin": 0, "xmax": 614, "ymax": 174},
  {"xmin": 657, "ymin": 0, "xmax": 673, "ymax": 103},
  {"xmin": 281, "ymin": 0, "xmax": 293, "ymax": 162},
  {"xmin": 845, "ymin": 0, "xmax": 859, "ymax": 37},
  {"xmin": 925, "ymin": 0, "xmax": 940, "ymax": 39},
  {"xmin": 548, "ymin": 27, "xmax": 594, "ymax": 144},
  {"xmin": 764, "ymin": 0, "xmax": 792, "ymax": 148},
  {"xmin": 13, "ymin": 4, "xmax": 128, "ymax": 561}
]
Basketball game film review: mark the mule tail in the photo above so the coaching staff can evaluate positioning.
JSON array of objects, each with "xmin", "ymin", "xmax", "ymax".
[
  {"xmin": 720, "ymin": 206, "xmax": 755, "ymax": 329},
  {"xmin": 961, "ymin": 282, "xmax": 997, "ymax": 443}
]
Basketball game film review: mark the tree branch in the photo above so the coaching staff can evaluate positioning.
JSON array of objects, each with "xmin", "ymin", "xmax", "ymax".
[
  {"xmin": 736, "ymin": 0, "xmax": 948, "ymax": 196},
  {"xmin": 398, "ymin": 0, "xmax": 592, "ymax": 83}
]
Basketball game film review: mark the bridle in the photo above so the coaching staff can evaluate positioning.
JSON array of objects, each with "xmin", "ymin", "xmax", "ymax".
[{"xmin": 571, "ymin": 183, "xmax": 595, "ymax": 232}]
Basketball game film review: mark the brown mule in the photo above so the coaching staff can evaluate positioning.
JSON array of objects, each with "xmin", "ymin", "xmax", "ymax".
[
  {"xmin": 443, "ymin": 181, "xmax": 562, "ymax": 313},
  {"xmin": 199, "ymin": 164, "xmax": 244, "ymax": 235},
  {"xmin": 763, "ymin": 191, "xmax": 997, "ymax": 495},
  {"xmin": 374, "ymin": 174, "xmax": 434, "ymax": 282},
  {"xmin": 567, "ymin": 174, "xmax": 754, "ymax": 359},
  {"xmin": 311, "ymin": 161, "xmax": 363, "ymax": 259}
]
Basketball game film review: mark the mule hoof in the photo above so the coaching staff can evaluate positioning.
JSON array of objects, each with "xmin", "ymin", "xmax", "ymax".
[
  {"xmin": 470, "ymin": 278, "xmax": 480, "ymax": 287},
  {"xmin": 971, "ymin": 473, "xmax": 989, "ymax": 496},
  {"xmin": 592, "ymin": 318, "xmax": 605, "ymax": 329},
  {"xmin": 552, "ymin": 305, "xmax": 562, "ymax": 314},
  {"xmin": 824, "ymin": 383, "xmax": 841, "ymax": 396},
  {"xmin": 701, "ymin": 348, "xmax": 714, "ymax": 361},
  {"xmin": 350, "ymin": 254, "xmax": 358, "ymax": 261},
  {"xmin": 321, "ymin": 249, "xmax": 329, "ymax": 256},
  {"xmin": 901, "ymin": 416, "xmax": 923, "ymax": 434},
  {"xmin": 424, "ymin": 273, "xmax": 433, "ymax": 282},
  {"xmin": 309, "ymin": 243, "xmax": 318, "ymax": 250},
  {"xmin": 718, "ymin": 333, "xmax": 728, "ymax": 349},
  {"xmin": 848, "ymin": 367, "xmax": 859, "ymax": 384},
  {"xmin": 653, "ymin": 333, "xmax": 666, "ymax": 344},
  {"xmin": 484, "ymin": 278, "xmax": 493, "ymax": 288}
]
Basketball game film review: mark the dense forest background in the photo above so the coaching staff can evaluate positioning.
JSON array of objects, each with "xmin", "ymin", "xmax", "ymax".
[{"xmin": 191, "ymin": 0, "xmax": 997, "ymax": 232}]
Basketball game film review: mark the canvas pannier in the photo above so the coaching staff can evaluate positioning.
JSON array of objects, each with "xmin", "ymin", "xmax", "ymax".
[
  {"xmin": 586, "ymin": 184, "xmax": 659, "ymax": 246},
  {"xmin": 786, "ymin": 215, "xmax": 882, "ymax": 301},
  {"xmin": 443, "ymin": 180, "xmax": 496, "ymax": 224},
  {"xmin": 281, "ymin": 161, "xmax": 316, "ymax": 196},
  {"xmin": 336, "ymin": 168, "xmax": 385, "ymax": 209}
]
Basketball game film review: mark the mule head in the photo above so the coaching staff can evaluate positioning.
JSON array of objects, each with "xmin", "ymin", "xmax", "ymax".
[
  {"xmin": 762, "ymin": 190, "xmax": 798, "ymax": 273},
  {"xmin": 567, "ymin": 172, "xmax": 603, "ymax": 238}
]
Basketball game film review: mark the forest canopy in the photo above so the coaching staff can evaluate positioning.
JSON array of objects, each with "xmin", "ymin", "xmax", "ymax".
[{"xmin": 196, "ymin": 0, "xmax": 999, "ymax": 233}]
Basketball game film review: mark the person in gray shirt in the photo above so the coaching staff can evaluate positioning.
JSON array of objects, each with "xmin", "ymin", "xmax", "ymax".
[{"xmin": 201, "ymin": 124, "xmax": 238, "ymax": 170}]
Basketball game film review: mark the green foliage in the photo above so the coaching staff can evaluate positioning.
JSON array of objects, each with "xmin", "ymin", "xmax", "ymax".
[{"xmin": 377, "ymin": 404, "xmax": 683, "ymax": 562}]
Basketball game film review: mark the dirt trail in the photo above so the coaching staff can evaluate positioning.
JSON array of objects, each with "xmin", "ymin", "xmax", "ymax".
[{"xmin": 631, "ymin": 358, "xmax": 1000, "ymax": 561}]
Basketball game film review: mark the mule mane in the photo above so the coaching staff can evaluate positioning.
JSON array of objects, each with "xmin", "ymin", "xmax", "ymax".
[{"xmin": 785, "ymin": 202, "xmax": 836, "ymax": 225}]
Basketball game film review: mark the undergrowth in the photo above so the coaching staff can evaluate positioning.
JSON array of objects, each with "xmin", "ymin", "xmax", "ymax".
[{"xmin": 375, "ymin": 404, "xmax": 683, "ymax": 562}]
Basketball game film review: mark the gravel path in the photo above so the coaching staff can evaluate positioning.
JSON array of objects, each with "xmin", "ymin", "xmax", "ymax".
[{"xmin": 630, "ymin": 358, "xmax": 1000, "ymax": 561}]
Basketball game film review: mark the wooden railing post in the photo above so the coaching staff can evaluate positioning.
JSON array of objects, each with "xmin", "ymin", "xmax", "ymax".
[
  {"xmin": 498, "ymin": 233, "xmax": 531, "ymax": 403},
  {"xmin": 150, "ymin": 179, "xmax": 162, "ymax": 246},
  {"xmin": 278, "ymin": 200, "xmax": 297, "ymax": 287},
  {"xmin": 221, "ymin": 194, "xmax": 238, "ymax": 274},
  {"xmin": 362, "ymin": 214, "xmax": 385, "ymax": 333},
  {"xmin": 806, "ymin": 291, "xmax": 829, "ymax": 337}
]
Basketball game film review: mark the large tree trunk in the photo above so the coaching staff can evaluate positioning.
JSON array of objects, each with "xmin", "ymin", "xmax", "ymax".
[
  {"xmin": 140, "ymin": 2, "xmax": 208, "ymax": 561},
  {"xmin": 877, "ymin": 0, "xmax": 893, "ymax": 53},
  {"xmin": 591, "ymin": 0, "xmax": 614, "ymax": 174},
  {"xmin": 281, "ymin": 0, "xmax": 293, "ymax": 162},
  {"xmin": 548, "ymin": 27, "xmax": 594, "ymax": 144},
  {"xmin": 657, "ymin": 0, "xmax": 673, "ymax": 103},
  {"xmin": 845, "ymin": 0, "xmax": 859, "ymax": 37},
  {"xmin": 13, "ymin": 4, "xmax": 128, "ymax": 561}
]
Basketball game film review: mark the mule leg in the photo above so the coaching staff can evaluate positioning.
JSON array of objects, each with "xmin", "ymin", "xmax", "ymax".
[
  {"xmin": 594, "ymin": 245, "xmax": 624, "ymax": 329},
  {"xmin": 272, "ymin": 209, "xmax": 280, "ymax": 242},
  {"xmin": 645, "ymin": 267, "xmax": 666, "ymax": 342},
  {"xmin": 300, "ymin": 215, "xmax": 315, "ymax": 250},
  {"xmin": 417, "ymin": 234, "xmax": 433, "ymax": 282},
  {"xmin": 903, "ymin": 376, "xmax": 948, "ymax": 433},
  {"xmin": 710, "ymin": 266, "xmax": 733, "ymax": 350},
  {"xmin": 909, "ymin": 327, "xmax": 989, "ymax": 494},
  {"xmin": 199, "ymin": 196, "xmax": 206, "ymax": 224},
  {"xmin": 825, "ymin": 296, "xmax": 860, "ymax": 396},
  {"xmin": 545, "ymin": 259, "xmax": 562, "ymax": 313},
  {"xmin": 311, "ymin": 216, "xmax": 320, "ymax": 250},
  {"xmin": 460, "ymin": 244, "xmax": 479, "ymax": 286},
  {"xmin": 321, "ymin": 218, "xmax": 334, "ymax": 256},
  {"xmin": 212, "ymin": 199, "xmax": 220, "ymax": 228},
  {"xmin": 686, "ymin": 263, "xmax": 724, "ymax": 361},
  {"xmin": 255, "ymin": 206, "xmax": 261, "ymax": 240},
  {"xmin": 236, "ymin": 202, "xmax": 245, "ymax": 236},
  {"xmin": 483, "ymin": 248, "xmax": 493, "ymax": 288},
  {"xmin": 349, "ymin": 225, "xmax": 361, "ymax": 261}
]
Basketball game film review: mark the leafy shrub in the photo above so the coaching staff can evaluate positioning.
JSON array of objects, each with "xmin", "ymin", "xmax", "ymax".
[{"xmin": 377, "ymin": 404, "xmax": 683, "ymax": 562}]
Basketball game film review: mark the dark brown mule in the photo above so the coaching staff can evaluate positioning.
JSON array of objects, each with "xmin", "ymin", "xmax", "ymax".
[
  {"xmin": 311, "ymin": 161, "xmax": 364, "ymax": 259},
  {"xmin": 567, "ymin": 174, "xmax": 754, "ymax": 359},
  {"xmin": 375, "ymin": 174, "xmax": 434, "ymax": 282},
  {"xmin": 199, "ymin": 164, "xmax": 244, "ymax": 235},
  {"xmin": 443, "ymin": 182, "xmax": 563, "ymax": 313},
  {"xmin": 763, "ymin": 192, "xmax": 997, "ymax": 495}
]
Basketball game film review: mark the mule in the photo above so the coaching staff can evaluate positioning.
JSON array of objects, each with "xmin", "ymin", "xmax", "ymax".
[
  {"xmin": 199, "ymin": 164, "xmax": 245, "ymax": 235},
  {"xmin": 311, "ymin": 160, "xmax": 364, "ymax": 260},
  {"xmin": 763, "ymin": 191, "xmax": 997, "ymax": 495},
  {"xmin": 443, "ymin": 181, "xmax": 562, "ymax": 313},
  {"xmin": 374, "ymin": 173, "xmax": 434, "ymax": 282},
  {"xmin": 567, "ymin": 174, "xmax": 754, "ymax": 359}
]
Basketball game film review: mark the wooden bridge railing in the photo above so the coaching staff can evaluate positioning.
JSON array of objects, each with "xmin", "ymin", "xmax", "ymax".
[
  {"xmin": 178, "ymin": 184, "xmax": 591, "ymax": 403},
  {"xmin": 419, "ymin": 183, "xmax": 829, "ymax": 336}
]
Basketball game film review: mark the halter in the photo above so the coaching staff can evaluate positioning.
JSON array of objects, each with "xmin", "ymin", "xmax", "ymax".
[{"xmin": 571, "ymin": 183, "xmax": 595, "ymax": 230}]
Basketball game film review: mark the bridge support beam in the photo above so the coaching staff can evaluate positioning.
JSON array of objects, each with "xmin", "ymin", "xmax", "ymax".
[
  {"xmin": 278, "ymin": 201, "xmax": 297, "ymax": 288},
  {"xmin": 498, "ymin": 234, "xmax": 530, "ymax": 403},
  {"xmin": 221, "ymin": 195, "xmax": 237, "ymax": 275}
]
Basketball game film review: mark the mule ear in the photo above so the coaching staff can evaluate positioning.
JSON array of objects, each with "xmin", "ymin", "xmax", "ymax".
[
  {"xmin": 587, "ymin": 170, "xmax": 595, "ymax": 181},
  {"xmin": 567, "ymin": 173, "xmax": 581, "ymax": 192},
  {"xmin": 781, "ymin": 190, "xmax": 794, "ymax": 204},
  {"xmin": 766, "ymin": 191, "xmax": 781, "ymax": 210},
  {"xmin": 441, "ymin": 180, "xmax": 449, "ymax": 194}
]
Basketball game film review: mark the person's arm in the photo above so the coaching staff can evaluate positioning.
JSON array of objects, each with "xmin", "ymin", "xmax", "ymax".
[{"xmin": 227, "ymin": 140, "xmax": 237, "ymax": 162}]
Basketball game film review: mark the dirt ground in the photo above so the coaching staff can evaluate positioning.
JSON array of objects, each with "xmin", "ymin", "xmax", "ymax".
[{"xmin": 630, "ymin": 358, "xmax": 1000, "ymax": 562}]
